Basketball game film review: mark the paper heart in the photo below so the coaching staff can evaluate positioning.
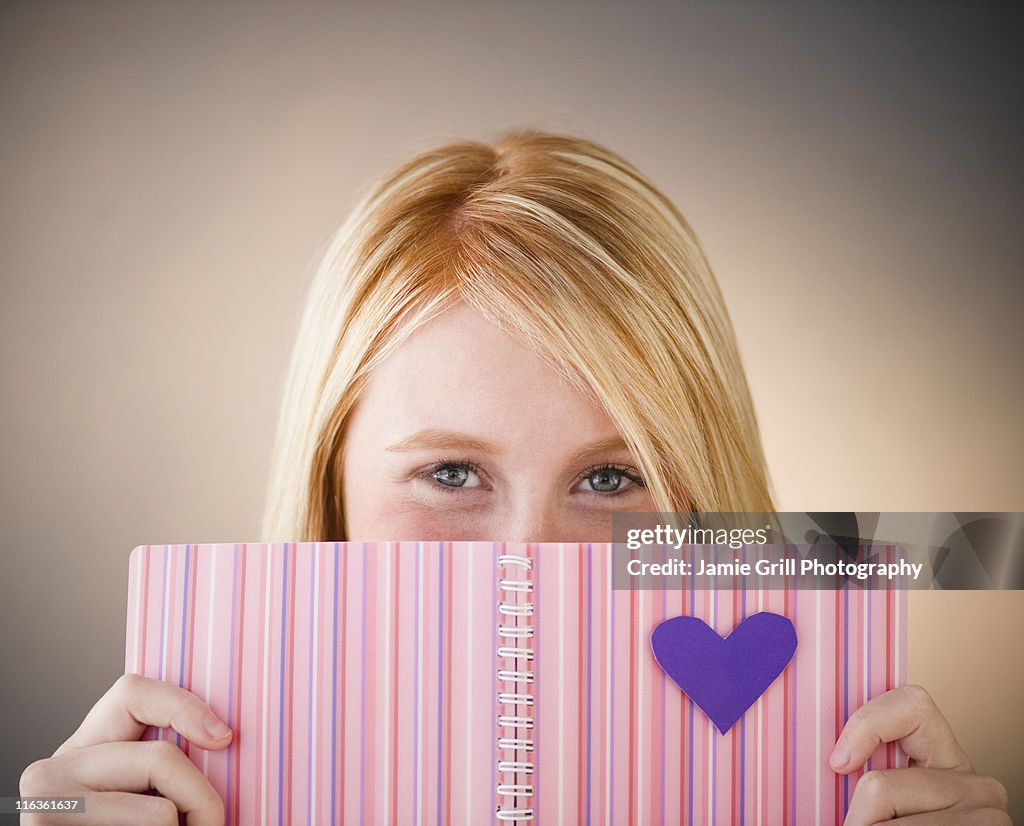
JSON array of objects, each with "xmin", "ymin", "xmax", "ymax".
[{"xmin": 650, "ymin": 611, "xmax": 797, "ymax": 734}]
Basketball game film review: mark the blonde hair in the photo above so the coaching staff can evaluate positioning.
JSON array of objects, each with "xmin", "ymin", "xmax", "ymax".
[{"xmin": 261, "ymin": 130, "xmax": 775, "ymax": 541}]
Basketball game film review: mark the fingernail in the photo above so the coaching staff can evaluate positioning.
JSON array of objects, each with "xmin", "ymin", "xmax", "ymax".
[
  {"xmin": 829, "ymin": 738, "xmax": 849, "ymax": 770},
  {"xmin": 204, "ymin": 712, "xmax": 231, "ymax": 739}
]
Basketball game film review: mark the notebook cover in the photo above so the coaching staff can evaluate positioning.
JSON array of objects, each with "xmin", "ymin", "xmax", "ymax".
[{"xmin": 124, "ymin": 541, "xmax": 907, "ymax": 824}]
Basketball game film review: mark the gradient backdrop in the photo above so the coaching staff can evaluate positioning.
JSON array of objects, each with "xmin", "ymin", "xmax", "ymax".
[{"xmin": 2, "ymin": 1, "xmax": 1022, "ymax": 819}]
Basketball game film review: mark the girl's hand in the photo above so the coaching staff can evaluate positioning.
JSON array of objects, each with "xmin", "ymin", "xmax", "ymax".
[
  {"xmin": 833, "ymin": 684, "xmax": 1010, "ymax": 825},
  {"xmin": 19, "ymin": 673, "xmax": 231, "ymax": 825}
]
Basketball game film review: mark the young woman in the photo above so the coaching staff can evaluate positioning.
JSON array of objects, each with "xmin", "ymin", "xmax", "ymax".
[{"xmin": 21, "ymin": 131, "xmax": 1009, "ymax": 824}]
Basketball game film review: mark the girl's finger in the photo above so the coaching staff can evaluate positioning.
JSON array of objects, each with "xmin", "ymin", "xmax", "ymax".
[
  {"xmin": 68, "ymin": 739, "xmax": 225, "ymax": 826},
  {"xmin": 883, "ymin": 808, "xmax": 1013, "ymax": 825},
  {"xmin": 844, "ymin": 767, "xmax": 1010, "ymax": 826},
  {"xmin": 54, "ymin": 673, "xmax": 232, "ymax": 757},
  {"xmin": 830, "ymin": 684, "xmax": 971, "ymax": 774}
]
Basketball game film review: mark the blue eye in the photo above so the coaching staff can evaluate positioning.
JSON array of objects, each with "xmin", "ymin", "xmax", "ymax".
[
  {"xmin": 589, "ymin": 468, "xmax": 622, "ymax": 492},
  {"xmin": 576, "ymin": 464, "xmax": 645, "ymax": 495},
  {"xmin": 428, "ymin": 461, "xmax": 483, "ymax": 489}
]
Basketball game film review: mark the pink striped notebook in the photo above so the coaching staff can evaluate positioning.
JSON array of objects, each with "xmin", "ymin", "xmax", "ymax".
[{"xmin": 125, "ymin": 542, "xmax": 907, "ymax": 825}]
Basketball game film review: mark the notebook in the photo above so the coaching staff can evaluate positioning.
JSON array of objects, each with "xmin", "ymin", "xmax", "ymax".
[{"xmin": 124, "ymin": 542, "xmax": 907, "ymax": 825}]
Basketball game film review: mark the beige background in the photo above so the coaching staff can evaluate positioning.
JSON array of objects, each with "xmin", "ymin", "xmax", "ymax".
[{"xmin": 2, "ymin": 0, "xmax": 1022, "ymax": 819}]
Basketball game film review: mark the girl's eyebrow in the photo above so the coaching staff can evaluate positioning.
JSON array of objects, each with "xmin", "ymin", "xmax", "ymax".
[
  {"xmin": 385, "ymin": 429, "xmax": 503, "ymax": 455},
  {"xmin": 566, "ymin": 436, "xmax": 632, "ymax": 465},
  {"xmin": 384, "ymin": 430, "xmax": 632, "ymax": 465}
]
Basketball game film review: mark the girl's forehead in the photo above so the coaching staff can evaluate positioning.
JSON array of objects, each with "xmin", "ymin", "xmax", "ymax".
[
  {"xmin": 371, "ymin": 303, "xmax": 580, "ymax": 400},
  {"xmin": 347, "ymin": 303, "xmax": 628, "ymax": 460}
]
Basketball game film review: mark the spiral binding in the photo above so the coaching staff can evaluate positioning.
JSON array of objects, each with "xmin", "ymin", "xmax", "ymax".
[{"xmin": 495, "ymin": 553, "xmax": 535, "ymax": 822}]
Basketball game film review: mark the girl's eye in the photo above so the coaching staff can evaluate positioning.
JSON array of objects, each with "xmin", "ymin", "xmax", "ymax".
[
  {"xmin": 575, "ymin": 464, "xmax": 646, "ymax": 495},
  {"xmin": 427, "ymin": 461, "xmax": 483, "ymax": 489}
]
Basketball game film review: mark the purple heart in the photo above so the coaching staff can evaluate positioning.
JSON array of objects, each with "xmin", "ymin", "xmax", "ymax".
[{"xmin": 650, "ymin": 611, "xmax": 797, "ymax": 734}]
